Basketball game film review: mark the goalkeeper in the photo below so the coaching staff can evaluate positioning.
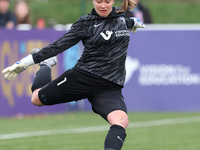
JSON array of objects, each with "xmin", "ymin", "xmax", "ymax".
[{"xmin": 2, "ymin": 0, "xmax": 145, "ymax": 150}]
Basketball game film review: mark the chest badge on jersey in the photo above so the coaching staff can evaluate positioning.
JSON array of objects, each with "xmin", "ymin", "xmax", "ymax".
[
  {"xmin": 100, "ymin": 31, "xmax": 113, "ymax": 40},
  {"xmin": 120, "ymin": 17, "xmax": 126, "ymax": 24}
]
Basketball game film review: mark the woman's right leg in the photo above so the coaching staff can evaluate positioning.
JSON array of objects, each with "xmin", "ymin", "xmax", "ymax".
[
  {"xmin": 31, "ymin": 68, "xmax": 89, "ymax": 106},
  {"xmin": 31, "ymin": 53, "xmax": 57, "ymax": 106}
]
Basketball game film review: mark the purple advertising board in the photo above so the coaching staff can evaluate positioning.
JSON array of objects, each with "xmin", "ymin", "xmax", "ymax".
[
  {"xmin": 0, "ymin": 29, "xmax": 82, "ymax": 117},
  {"xmin": 0, "ymin": 26, "xmax": 200, "ymax": 117},
  {"xmin": 123, "ymin": 28, "xmax": 200, "ymax": 111}
]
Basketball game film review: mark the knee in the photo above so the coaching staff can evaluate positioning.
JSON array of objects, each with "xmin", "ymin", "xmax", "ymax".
[
  {"xmin": 118, "ymin": 114, "xmax": 129, "ymax": 129},
  {"xmin": 31, "ymin": 89, "xmax": 43, "ymax": 106},
  {"xmin": 31, "ymin": 97, "xmax": 43, "ymax": 107},
  {"xmin": 107, "ymin": 110, "xmax": 129, "ymax": 129}
]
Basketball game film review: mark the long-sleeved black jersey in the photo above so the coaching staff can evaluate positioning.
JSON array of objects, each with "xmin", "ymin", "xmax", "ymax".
[{"xmin": 32, "ymin": 7, "xmax": 135, "ymax": 86}]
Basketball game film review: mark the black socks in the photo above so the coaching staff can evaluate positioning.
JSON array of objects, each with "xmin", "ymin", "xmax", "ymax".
[
  {"xmin": 105, "ymin": 124, "xmax": 127, "ymax": 150},
  {"xmin": 31, "ymin": 65, "xmax": 51, "ymax": 92}
]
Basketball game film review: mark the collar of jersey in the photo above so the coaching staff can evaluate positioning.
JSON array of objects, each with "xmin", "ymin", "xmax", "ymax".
[{"xmin": 89, "ymin": 7, "xmax": 124, "ymax": 19}]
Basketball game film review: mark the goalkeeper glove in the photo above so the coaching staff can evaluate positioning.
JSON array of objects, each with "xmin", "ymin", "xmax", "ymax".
[
  {"xmin": 2, "ymin": 54, "xmax": 35, "ymax": 80},
  {"xmin": 130, "ymin": 17, "xmax": 146, "ymax": 33}
]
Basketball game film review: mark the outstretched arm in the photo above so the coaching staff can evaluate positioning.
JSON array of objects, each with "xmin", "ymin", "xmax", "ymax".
[
  {"xmin": 32, "ymin": 21, "xmax": 86, "ymax": 64},
  {"xmin": 2, "ymin": 18, "xmax": 87, "ymax": 81}
]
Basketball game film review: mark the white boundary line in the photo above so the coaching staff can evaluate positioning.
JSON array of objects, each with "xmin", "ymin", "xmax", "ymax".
[{"xmin": 0, "ymin": 116, "xmax": 200, "ymax": 140}]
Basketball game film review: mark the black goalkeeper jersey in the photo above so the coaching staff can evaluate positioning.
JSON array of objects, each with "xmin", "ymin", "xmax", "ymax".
[{"xmin": 32, "ymin": 7, "xmax": 135, "ymax": 86}]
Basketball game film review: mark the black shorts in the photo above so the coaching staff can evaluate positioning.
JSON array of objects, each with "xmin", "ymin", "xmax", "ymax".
[{"xmin": 38, "ymin": 67, "xmax": 127, "ymax": 120}]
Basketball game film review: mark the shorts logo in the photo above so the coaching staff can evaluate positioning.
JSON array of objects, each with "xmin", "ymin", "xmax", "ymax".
[
  {"xmin": 100, "ymin": 31, "xmax": 113, "ymax": 40},
  {"xmin": 42, "ymin": 94, "xmax": 47, "ymax": 102}
]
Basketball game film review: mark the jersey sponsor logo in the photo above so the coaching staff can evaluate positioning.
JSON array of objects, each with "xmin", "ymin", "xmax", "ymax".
[
  {"xmin": 100, "ymin": 31, "xmax": 113, "ymax": 40},
  {"xmin": 94, "ymin": 23, "xmax": 103, "ymax": 27},
  {"xmin": 115, "ymin": 30, "xmax": 130, "ymax": 37}
]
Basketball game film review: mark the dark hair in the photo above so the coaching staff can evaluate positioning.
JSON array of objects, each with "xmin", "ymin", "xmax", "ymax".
[{"xmin": 118, "ymin": 0, "xmax": 136, "ymax": 12}]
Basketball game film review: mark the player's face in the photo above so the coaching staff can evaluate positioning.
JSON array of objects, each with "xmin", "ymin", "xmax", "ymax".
[{"xmin": 93, "ymin": 0, "xmax": 114, "ymax": 17}]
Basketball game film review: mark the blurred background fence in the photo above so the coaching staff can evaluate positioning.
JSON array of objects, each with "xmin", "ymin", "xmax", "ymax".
[
  {"xmin": 0, "ymin": 0, "xmax": 200, "ymax": 117},
  {"xmin": 1, "ymin": 25, "xmax": 200, "ymax": 117}
]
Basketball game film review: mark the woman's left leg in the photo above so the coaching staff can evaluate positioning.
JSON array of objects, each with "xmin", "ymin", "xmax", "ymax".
[
  {"xmin": 89, "ymin": 90, "xmax": 128, "ymax": 150},
  {"xmin": 104, "ymin": 110, "xmax": 129, "ymax": 150}
]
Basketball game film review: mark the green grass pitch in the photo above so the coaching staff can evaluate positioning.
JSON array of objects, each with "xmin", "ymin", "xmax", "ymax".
[{"xmin": 0, "ymin": 112, "xmax": 200, "ymax": 150}]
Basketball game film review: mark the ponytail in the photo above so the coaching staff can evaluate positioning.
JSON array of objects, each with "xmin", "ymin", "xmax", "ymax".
[{"xmin": 118, "ymin": 0, "xmax": 136, "ymax": 12}]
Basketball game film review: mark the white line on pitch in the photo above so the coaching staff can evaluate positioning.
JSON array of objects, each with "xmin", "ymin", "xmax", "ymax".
[{"xmin": 0, "ymin": 116, "xmax": 200, "ymax": 140}]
